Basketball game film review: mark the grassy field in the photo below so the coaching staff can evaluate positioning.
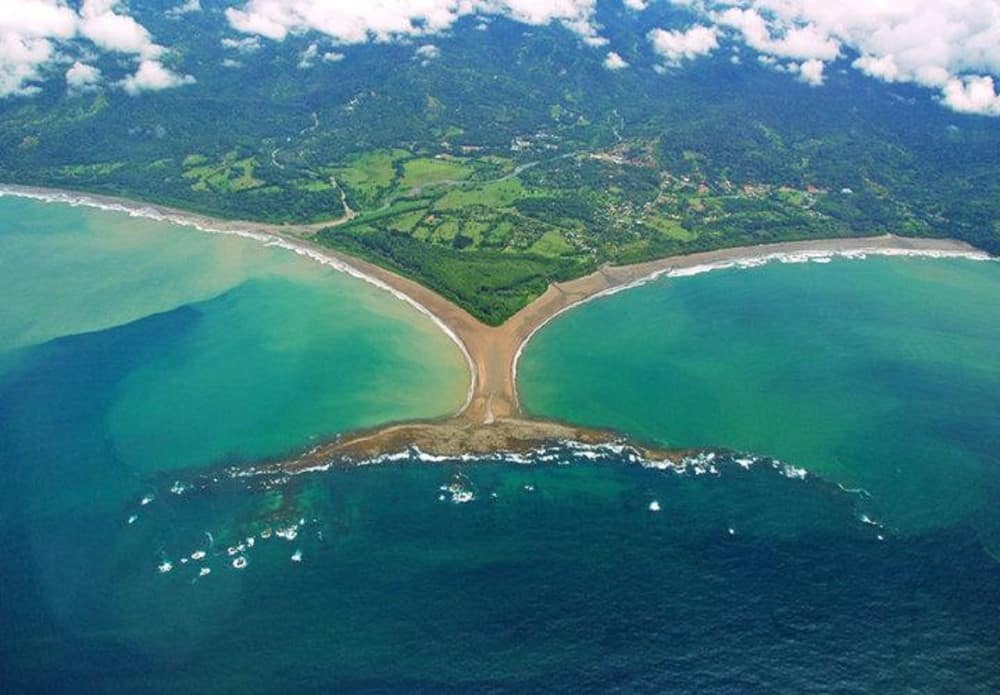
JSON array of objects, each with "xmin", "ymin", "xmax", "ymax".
[
  {"xmin": 432, "ymin": 178, "xmax": 526, "ymax": 210},
  {"xmin": 399, "ymin": 156, "xmax": 476, "ymax": 189},
  {"xmin": 333, "ymin": 149, "xmax": 407, "ymax": 208},
  {"xmin": 182, "ymin": 151, "xmax": 264, "ymax": 193}
]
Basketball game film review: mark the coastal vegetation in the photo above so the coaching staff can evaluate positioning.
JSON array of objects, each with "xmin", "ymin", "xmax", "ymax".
[{"xmin": 0, "ymin": 2, "xmax": 997, "ymax": 323}]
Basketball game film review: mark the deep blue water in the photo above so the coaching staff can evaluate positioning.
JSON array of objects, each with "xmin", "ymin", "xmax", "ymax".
[{"xmin": 3, "ymin": 443, "xmax": 999, "ymax": 692}]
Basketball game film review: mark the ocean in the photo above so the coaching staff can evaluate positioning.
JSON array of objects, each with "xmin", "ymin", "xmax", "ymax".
[{"xmin": 1, "ymin": 196, "xmax": 998, "ymax": 692}]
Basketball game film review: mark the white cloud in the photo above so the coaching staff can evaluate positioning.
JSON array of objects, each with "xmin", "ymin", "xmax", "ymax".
[
  {"xmin": 680, "ymin": 1, "xmax": 1000, "ymax": 115},
  {"xmin": 0, "ymin": 0, "xmax": 192, "ymax": 98},
  {"xmin": 78, "ymin": 0, "xmax": 162, "ymax": 59},
  {"xmin": 298, "ymin": 41, "xmax": 318, "ymax": 68},
  {"xmin": 604, "ymin": 51, "xmax": 629, "ymax": 70},
  {"xmin": 853, "ymin": 54, "xmax": 899, "ymax": 83},
  {"xmin": 797, "ymin": 57, "xmax": 824, "ymax": 86},
  {"xmin": 649, "ymin": 25, "xmax": 719, "ymax": 65},
  {"xmin": 942, "ymin": 75, "xmax": 1000, "ymax": 115},
  {"xmin": 0, "ymin": 1, "xmax": 76, "ymax": 97},
  {"xmin": 167, "ymin": 0, "xmax": 202, "ymax": 18},
  {"xmin": 120, "ymin": 59, "xmax": 195, "ymax": 95},
  {"xmin": 0, "ymin": 34, "xmax": 55, "ymax": 97},
  {"xmin": 225, "ymin": 0, "xmax": 605, "ymax": 46},
  {"xmin": 415, "ymin": 43, "xmax": 440, "ymax": 66},
  {"xmin": 623, "ymin": 0, "xmax": 648, "ymax": 10},
  {"xmin": 221, "ymin": 36, "xmax": 262, "ymax": 53},
  {"xmin": 0, "ymin": 2, "xmax": 77, "ymax": 39},
  {"xmin": 713, "ymin": 8, "xmax": 838, "ymax": 62},
  {"xmin": 299, "ymin": 41, "xmax": 347, "ymax": 69},
  {"xmin": 66, "ymin": 60, "xmax": 101, "ymax": 89},
  {"xmin": 415, "ymin": 44, "xmax": 440, "ymax": 59}
]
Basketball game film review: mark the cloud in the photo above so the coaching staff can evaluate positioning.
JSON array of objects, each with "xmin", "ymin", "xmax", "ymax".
[
  {"xmin": 713, "ymin": 8, "xmax": 838, "ymax": 61},
  {"xmin": 604, "ymin": 51, "xmax": 629, "ymax": 70},
  {"xmin": 65, "ymin": 60, "xmax": 101, "ymax": 90},
  {"xmin": 297, "ymin": 42, "xmax": 347, "ymax": 69},
  {"xmin": 676, "ymin": 1, "xmax": 1000, "ymax": 115},
  {"xmin": 0, "ymin": 0, "xmax": 192, "ymax": 98},
  {"xmin": 942, "ymin": 75, "xmax": 1000, "ymax": 115},
  {"xmin": 852, "ymin": 54, "xmax": 899, "ymax": 83},
  {"xmin": 0, "ymin": 34, "xmax": 55, "ymax": 97},
  {"xmin": 0, "ymin": 1, "xmax": 76, "ymax": 97},
  {"xmin": 622, "ymin": 0, "xmax": 648, "ymax": 10},
  {"xmin": 78, "ymin": 0, "xmax": 162, "ymax": 59},
  {"xmin": 166, "ymin": 0, "xmax": 202, "ymax": 18},
  {"xmin": 797, "ymin": 57, "xmax": 824, "ymax": 86},
  {"xmin": 0, "ymin": 1, "xmax": 77, "ymax": 38},
  {"xmin": 416, "ymin": 44, "xmax": 440, "ymax": 58},
  {"xmin": 225, "ymin": 0, "xmax": 605, "ymax": 46},
  {"xmin": 221, "ymin": 36, "xmax": 262, "ymax": 53},
  {"xmin": 120, "ymin": 59, "xmax": 195, "ymax": 95},
  {"xmin": 297, "ymin": 42, "xmax": 318, "ymax": 68},
  {"xmin": 649, "ymin": 25, "xmax": 719, "ymax": 65}
]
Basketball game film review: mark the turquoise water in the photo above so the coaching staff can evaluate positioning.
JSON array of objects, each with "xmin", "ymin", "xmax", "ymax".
[
  {"xmin": 521, "ymin": 256, "xmax": 1000, "ymax": 539},
  {"xmin": 2, "ymin": 201, "xmax": 998, "ymax": 692},
  {"xmin": 0, "ymin": 196, "xmax": 467, "ymax": 509}
]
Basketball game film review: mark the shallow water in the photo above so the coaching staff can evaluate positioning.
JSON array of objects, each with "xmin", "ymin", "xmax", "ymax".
[{"xmin": 1, "ymin": 200, "xmax": 998, "ymax": 692}]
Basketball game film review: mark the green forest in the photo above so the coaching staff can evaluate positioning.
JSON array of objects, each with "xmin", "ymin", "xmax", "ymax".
[{"xmin": 1, "ymin": 0, "xmax": 997, "ymax": 324}]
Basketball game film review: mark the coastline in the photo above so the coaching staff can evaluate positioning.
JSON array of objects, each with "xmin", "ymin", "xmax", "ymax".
[{"xmin": 2, "ymin": 183, "xmax": 992, "ymax": 454}]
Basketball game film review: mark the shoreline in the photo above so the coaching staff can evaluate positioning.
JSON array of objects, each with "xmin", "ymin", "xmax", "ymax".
[
  {"xmin": 507, "ymin": 238, "xmax": 995, "ymax": 403},
  {"xmin": 2, "ymin": 183, "xmax": 992, "ymax": 433}
]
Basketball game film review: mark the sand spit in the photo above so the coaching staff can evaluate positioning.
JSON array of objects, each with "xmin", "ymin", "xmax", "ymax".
[{"xmin": 2, "ymin": 184, "xmax": 992, "ymax": 463}]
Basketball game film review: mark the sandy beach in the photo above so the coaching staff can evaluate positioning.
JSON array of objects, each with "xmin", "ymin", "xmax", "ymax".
[{"xmin": 1, "ymin": 183, "xmax": 991, "ymax": 460}]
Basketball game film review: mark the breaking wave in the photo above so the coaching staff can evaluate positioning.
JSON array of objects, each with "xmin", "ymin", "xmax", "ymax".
[{"xmin": 169, "ymin": 439, "xmax": 824, "ymax": 494}]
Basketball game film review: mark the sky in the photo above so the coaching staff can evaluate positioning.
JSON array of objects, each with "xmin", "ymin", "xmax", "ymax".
[{"xmin": 0, "ymin": 0, "xmax": 998, "ymax": 115}]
